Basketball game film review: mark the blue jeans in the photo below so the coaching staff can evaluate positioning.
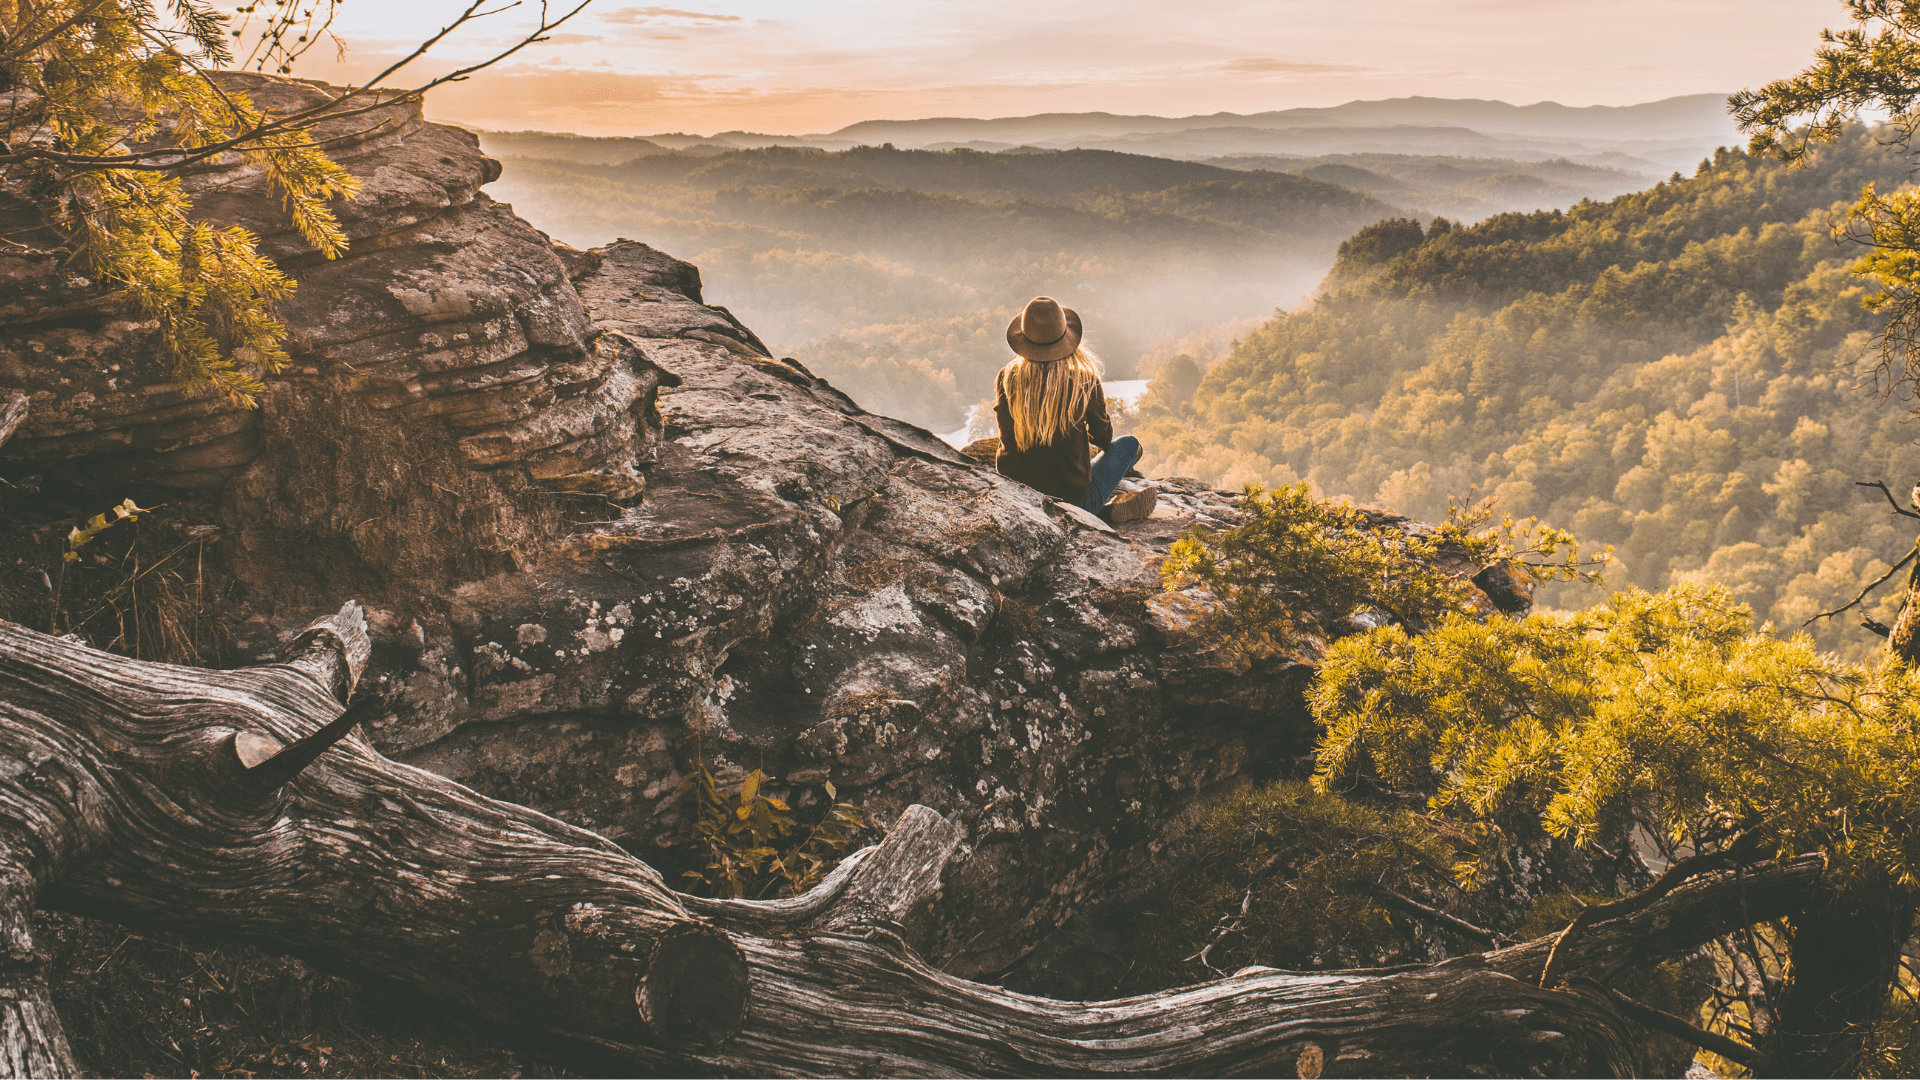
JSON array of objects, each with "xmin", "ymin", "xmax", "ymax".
[{"xmin": 1083, "ymin": 435, "xmax": 1141, "ymax": 514}]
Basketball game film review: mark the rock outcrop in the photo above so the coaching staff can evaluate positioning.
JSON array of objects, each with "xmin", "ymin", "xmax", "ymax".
[{"xmin": 0, "ymin": 74, "xmax": 1573, "ymax": 1007}]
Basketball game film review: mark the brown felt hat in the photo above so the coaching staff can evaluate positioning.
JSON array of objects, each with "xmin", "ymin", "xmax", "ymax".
[{"xmin": 1006, "ymin": 296, "xmax": 1082, "ymax": 362}]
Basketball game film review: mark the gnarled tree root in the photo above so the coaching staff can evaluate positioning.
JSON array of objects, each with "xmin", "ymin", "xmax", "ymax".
[{"xmin": 0, "ymin": 605, "xmax": 1826, "ymax": 1078}]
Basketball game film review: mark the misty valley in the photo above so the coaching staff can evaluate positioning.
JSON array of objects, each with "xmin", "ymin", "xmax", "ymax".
[
  {"xmin": 483, "ymin": 100, "xmax": 1918, "ymax": 667},
  {"xmin": 478, "ymin": 96, "xmax": 1713, "ymax": 433}
]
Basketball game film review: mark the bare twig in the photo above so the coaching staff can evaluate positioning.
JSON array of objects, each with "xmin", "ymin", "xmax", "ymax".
[
  {"xmin": 1805, "ymin": 540, "xmax": 1918, "ymax": 625},
  {"xmin": 0, "ymin": 0, "xmax": 116, "ymax": 63},
  {"xmin": 1370, "ymin": 885, "xmax": 1502, "ymax": 947},
  {"xmin": 1188, "ymin": 884, "xmax": 1256, "ymax": 972},
  {"xmin": 233, "ymin": 0, "xmax": 343, "ymax": 73},
  {"xmin": 1858, "ymin": 480, "xmax": 1920, "ymax": 519},
  {"xmin": 0, "ymin": 0, "xmax": 589, "ymax": 174}
]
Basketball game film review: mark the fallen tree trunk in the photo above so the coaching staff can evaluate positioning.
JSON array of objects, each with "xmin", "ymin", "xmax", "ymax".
[
  {"xmin": 0, "ymin": 604, "xmax": 747, "ymax": 1077},
  {"xmin": 0, "ymin": 605, "xmax": 1827, "ymax": 1078},
  {"xmin": 687, "ymin": 817, "xmax": 1824, "ymax": 1078}
]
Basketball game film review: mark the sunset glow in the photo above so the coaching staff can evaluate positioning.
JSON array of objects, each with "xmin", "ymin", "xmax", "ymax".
[{"xmin": 270, "ymin": 0, "xmax": 1846, "ymax": 135}]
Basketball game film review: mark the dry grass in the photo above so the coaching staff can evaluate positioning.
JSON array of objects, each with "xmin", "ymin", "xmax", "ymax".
[
  {"xmin": 56, "ymin": 519, "xmax": 235, "ymax": 665},
  {"xmin": 838, "ymin": 556, "xmax": 914, "ymax": 593},
  {"xmin": 944, "ymin": 521, "xmax": 999, "ymax": 548}
]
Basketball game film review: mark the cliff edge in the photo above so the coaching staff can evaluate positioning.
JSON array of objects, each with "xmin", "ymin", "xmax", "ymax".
[{"xmin": 0, "ymin": 75, "xmax": 1531, "ymax": 1011}]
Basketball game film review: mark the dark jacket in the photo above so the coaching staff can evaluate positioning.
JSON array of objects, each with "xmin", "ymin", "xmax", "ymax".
[{"xmin": 993, "ymin": 374, "xmax": 1112, "ymax": 504}]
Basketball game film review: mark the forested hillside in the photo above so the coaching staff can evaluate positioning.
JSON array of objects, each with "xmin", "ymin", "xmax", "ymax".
[
  {"xmin": 485, "ymin": 145, "xmax": 1396, "ymax": 427},
  {"xmin": 1136, "ymin": 129, "xmax": 1920, "ymax": 657},
  {"xmin": 1208, "ymin": 152, "xmax": 1650, "ymax": 221}
]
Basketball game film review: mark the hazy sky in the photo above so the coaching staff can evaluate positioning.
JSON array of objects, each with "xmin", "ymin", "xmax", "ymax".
[{"xmin": 257, "ymin": 1, "xmax": 1847, "ymax": 136}]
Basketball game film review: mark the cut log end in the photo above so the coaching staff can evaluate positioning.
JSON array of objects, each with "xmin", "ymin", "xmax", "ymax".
[
  {"xmin": 230, "ymin": 730, "xmax": 280, "ymax": 771},
  {"xmin": 637, "ymin": 925, "xmax": 751, "ymax": 1049}
]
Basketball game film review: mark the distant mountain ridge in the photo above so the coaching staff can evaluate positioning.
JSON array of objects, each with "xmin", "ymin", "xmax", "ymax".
[
  {"xmin": 469, "ymin": 94, "xmax": 1739, "ymax": 172},
  {"xmin": 820, "ymin": 94, "xmax": 1736, "ymax": 144},
  {"xmin": 471, "ymin": 129, "xmax": 667, "ymax": 165}
]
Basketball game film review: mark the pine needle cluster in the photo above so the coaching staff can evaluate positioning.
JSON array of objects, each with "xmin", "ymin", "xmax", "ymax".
[
  {"xmin": 1113, "ymin": 780, "xmax": 1458, "ymax": 992},
  {"xmin": 1732, "ymin": 1, "xmax": 1920, "ymax": 416},
  {"xmin": 2, "ymin": 1, "xmax": 360, "ymax": 404},
  {"xmin": 1161, "ymin": 482, "xmax": 1604, "ymax": 645},
  {"xmin": 1310, "ymin": 582, "xmax": 1920, "ymax": 891}
]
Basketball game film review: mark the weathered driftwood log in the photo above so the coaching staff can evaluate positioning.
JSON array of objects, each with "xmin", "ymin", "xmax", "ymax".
[
  {"xmin": 0, "ymin": 605, "xmax": 746, "ymax": 1077},
  {"xmin": 688, "ymin": 818, "xmax": 1823, "ymax": 1078},
  {"xmin": 0, "ymin": 606, "xmax": 1828, "ymax": 1078},
  {"xmin": 0, "ymin": 394, "xmax": 24, "ymax": 453}
]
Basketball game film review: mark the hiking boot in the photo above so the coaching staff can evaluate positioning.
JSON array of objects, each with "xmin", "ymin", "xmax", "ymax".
[{"xmin": 1104, "ymin": 487, "xmax": 1157, "ymax": 523}]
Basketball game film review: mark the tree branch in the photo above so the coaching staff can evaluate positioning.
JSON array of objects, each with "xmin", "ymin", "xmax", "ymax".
[
  {"xmin": 1371, "ymin": 885, "xmax": 1503, "ymax": 947},
  {"xmin": 1491, "ymin": 853, "xmax": 1825, "ymax": 993},
  {"xmin": 1858, "ymin": 480, "xmax": 1920, "ymax": 519},
  {"xmin": 1537, "ymin": 826, "xmax": 1773, "ymax": 989},
  {"xmin": 1805, "ymin": 540, "xmax": 1917, "ymax": 625},
  {"xmin": 0, "ymin": 0, "xmax": 116, "ymax": 64},
  {"xmin": 0, "ymin": 612, "xmax": 752, "ymax": 1061},
  {"xmin": 1566, "ymin": 977, "xmax": 1768, "ymax": 1073},
  {"xmin": 0, "ymin": 391, "xmax": 25, "ymax": 452},
  {"xmin": 0, "ymin": 1, "xmax": 588, "ymax": 175},
  {"xmin": 0, "ymin": 613, "xmax": 1836, "ymax": 1077}
]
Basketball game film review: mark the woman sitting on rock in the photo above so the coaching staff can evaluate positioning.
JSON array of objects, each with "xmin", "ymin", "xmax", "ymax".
[{"xmin": 994, "ymin": 296, "xmax": 1156, "ymax": 523}]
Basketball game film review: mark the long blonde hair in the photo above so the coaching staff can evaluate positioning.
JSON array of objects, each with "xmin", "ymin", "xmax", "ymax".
[{"xmin": 999, "ymin": 347, "xmax": 1104, "ymax": 451}]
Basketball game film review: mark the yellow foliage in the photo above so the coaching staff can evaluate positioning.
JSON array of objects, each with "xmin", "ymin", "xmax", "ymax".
[
  {"xmin": 64, "ymin": 498, "xmax": 154, "ymax": 562},
  {"xmin": 1312, "ymin": 582, "xmax": 1920, "ymax": 889},
  {"xmin": 2, "ymin": 2, "xmax": 361, "ymax": 404}
]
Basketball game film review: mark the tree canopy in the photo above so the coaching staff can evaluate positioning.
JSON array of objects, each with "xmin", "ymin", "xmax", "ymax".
[
  {"xmin": 1132, "ymin": 131, "xmax": 1920, "ymax": 662},
  {"xmin": 1312, "ymin": 583, "xmax": 1920, "ymax": 1075}
]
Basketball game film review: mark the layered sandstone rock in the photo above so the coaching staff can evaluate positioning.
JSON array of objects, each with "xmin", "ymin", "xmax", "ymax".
[{"xmin": 0, "ymin": 75, "xmax": 1559, "ymax": 999}]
